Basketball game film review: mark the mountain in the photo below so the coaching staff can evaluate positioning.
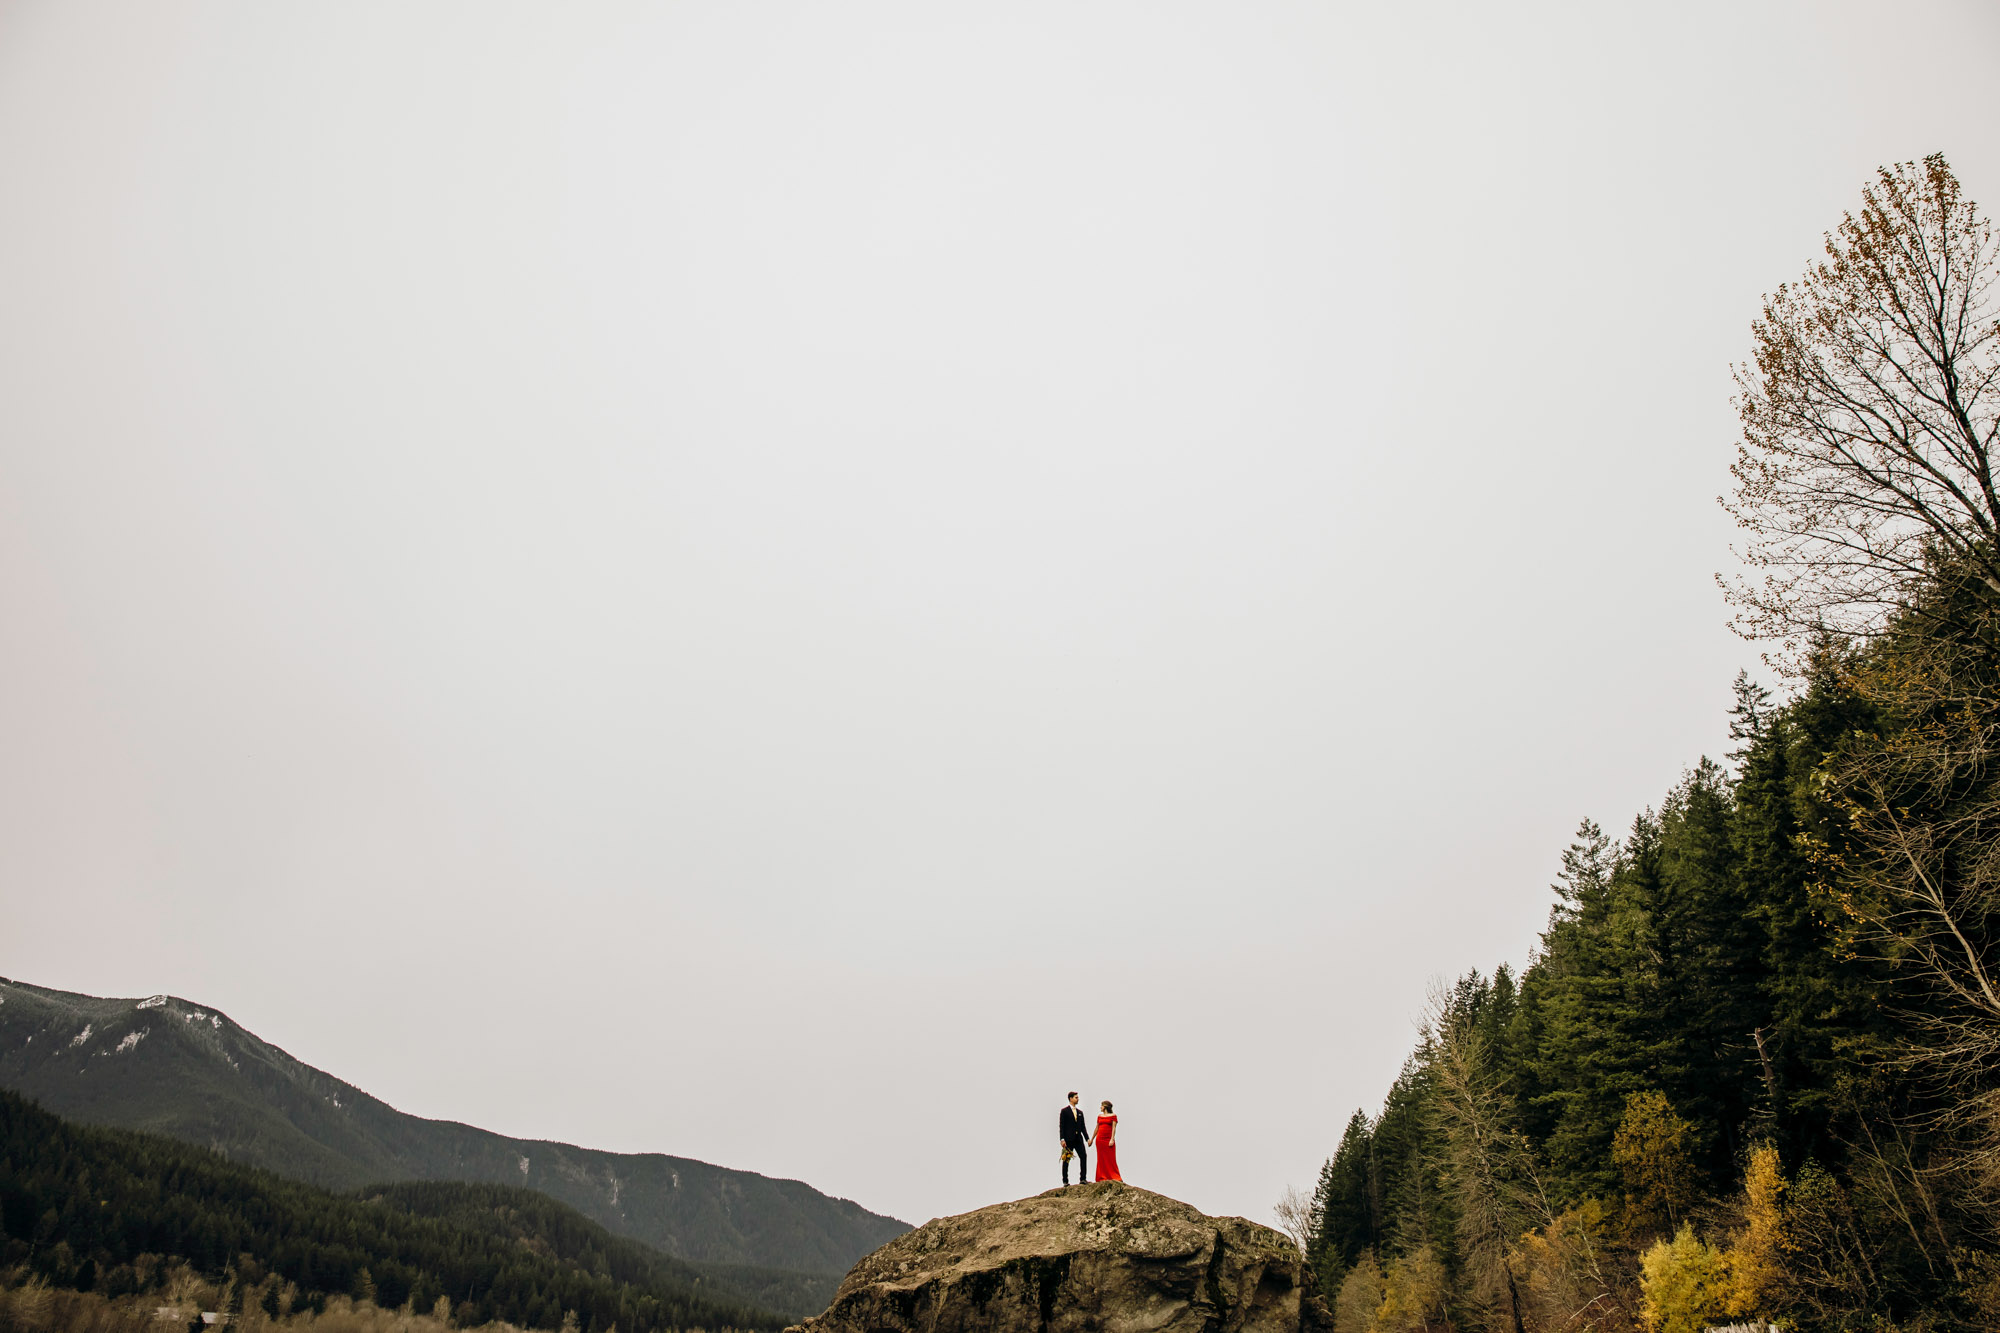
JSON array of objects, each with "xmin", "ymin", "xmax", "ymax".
[
  {"xmin": 0, "ymin": 977, "xmax": 905, "ymax": 1285},
  {"xmin": 0, "ymin": 1087, "xmax": 787, "ymax": 1331}
]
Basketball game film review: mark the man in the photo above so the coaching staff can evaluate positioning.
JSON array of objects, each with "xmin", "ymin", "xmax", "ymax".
[{"xmin": 1058, "ymin": 1091, "xmax": 1090, "ymax": 1185}]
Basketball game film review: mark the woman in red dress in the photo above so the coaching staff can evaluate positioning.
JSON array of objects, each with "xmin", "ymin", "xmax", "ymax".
[{"xmin": 1093, "ymin": 1100, "xmax": 1122, "ymax": 1182}]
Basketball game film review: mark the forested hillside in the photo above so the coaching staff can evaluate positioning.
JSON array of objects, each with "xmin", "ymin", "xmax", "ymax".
[
  {"xmin": 1305, "ymin": 157, "xmax": 2000, "ymax": 1332},
  {"xmin": 0, "ymin": 980, "xmax": 905, "ymax": 1276},
  {"xmin": 0, "ymin": 1090, "xmax": 783, "ymax": 1332}
]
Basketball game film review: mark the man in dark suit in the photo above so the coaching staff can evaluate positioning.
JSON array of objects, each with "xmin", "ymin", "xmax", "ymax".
[{"xmin": 1059, "ymin": 1091, "xmax": 1090, "ymax": 1185}]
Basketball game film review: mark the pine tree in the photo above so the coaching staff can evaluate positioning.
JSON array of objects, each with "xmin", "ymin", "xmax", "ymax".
[{"xmin": 1308, "ymin": 1111, "xmax": 1378, "ymax": 1284}]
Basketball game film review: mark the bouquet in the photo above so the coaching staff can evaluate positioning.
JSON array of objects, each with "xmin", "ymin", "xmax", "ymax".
[{"xmin": 1061, "ymin": 1144, "xmax": 1073, "ymax": 1163}]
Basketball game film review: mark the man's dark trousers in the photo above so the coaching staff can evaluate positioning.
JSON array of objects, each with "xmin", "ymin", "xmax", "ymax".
[
  {"xmin": 1062, "ymin": 1139, "xmax": 1089, "ymax": 1185},
  {"xmin": 1059, "ymin": 1105, "xmax": 1090, "ymax": 1184}
]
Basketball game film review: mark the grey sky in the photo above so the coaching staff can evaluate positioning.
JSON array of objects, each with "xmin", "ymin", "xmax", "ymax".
[{"xmin": 4, "ymin": 1, "xmax": 1999, "ymax": 1231}]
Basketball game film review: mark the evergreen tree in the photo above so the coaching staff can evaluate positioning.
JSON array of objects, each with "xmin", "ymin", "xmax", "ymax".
[{"xmin": 1306, "ymin": 1111, "xmax": 1375, "ymax": 1290}]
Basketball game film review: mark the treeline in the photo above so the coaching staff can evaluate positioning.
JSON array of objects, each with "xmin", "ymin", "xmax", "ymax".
[
  {"xmin": 1304, "ymin": 155, "xmax": 2000, "ymax": 1333},
  {"xmin": 0, "ymin": 1091, "xmax": 783, "ymax": 1333},
  {"xmin": 1306, "ymin": 670, "xmax": 1981, "ymax": 1330}
]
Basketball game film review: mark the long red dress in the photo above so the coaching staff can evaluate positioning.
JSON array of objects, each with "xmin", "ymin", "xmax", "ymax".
[{"xmin": 1093, "ymin": 1115, "xmax": 1122, "ymax": 1182}]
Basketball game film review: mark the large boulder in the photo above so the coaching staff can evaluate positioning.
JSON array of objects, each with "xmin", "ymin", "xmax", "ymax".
[{"xmin": 785, "ymin": 1182, "xmax": 1331, "ymax": 1333}]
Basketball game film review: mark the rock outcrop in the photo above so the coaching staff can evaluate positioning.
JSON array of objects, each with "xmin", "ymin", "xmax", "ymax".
[{"xmin": 786, "ymin": 1182, "xmax": 1331, "ymax": 1333}]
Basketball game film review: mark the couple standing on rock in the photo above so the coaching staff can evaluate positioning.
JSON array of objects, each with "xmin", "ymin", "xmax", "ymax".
[{"xmin": 1058, "ymin": 1090, "xmax": 1122, "ymax": 1185}]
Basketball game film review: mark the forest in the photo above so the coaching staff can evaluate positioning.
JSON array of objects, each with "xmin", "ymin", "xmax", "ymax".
[
  {"xmin": 0, "ymin": 1090, "xmax": 783, "ymax": 1333},
  {"xmin": 1304, "ymin": 156, "xmax": 2000, "ymax": 1332}
]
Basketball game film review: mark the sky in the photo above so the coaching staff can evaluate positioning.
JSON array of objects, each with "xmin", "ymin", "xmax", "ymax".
[{"xmin": 4, "ymin": 0, "xmax": 2000, "ymax": 1237}]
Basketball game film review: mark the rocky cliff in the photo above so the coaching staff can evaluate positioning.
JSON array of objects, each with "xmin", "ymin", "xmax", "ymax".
[{"xmin": 788, "ymin": 1182, "xmax": 1331, "ymax": 1333}]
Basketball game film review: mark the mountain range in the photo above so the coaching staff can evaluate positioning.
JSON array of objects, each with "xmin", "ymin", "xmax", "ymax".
[
  {"xmin": 0, "ymin": 976, "xmax": 905, "ymax": 1310},
  {"xmin": 0, "ymin": 1087, "xmax": 788, "ymax": 1330}
]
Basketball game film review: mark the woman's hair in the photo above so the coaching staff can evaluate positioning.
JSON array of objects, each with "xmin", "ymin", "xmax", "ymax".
[{"xmin": 1100, "ymin": 1100, "xmax": 1113, "ymax": 1113}]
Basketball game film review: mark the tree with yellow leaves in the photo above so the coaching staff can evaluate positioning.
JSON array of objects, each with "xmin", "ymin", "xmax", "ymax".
[
  {"xmin": 1372, "ymin": 1247, "xmax": 1449, "ymax": 1333},
  {"xmin": 1725, "ymin": 1143, "xmax": 1791, "ymax": 1319},
  {"xmin": 1328, "ymin": 1253, "xmax": 1384, "ymax": 1333},
  {"xmin": 1611, "ymin": 1092, "xmax": 1702, "ymax": 1238},
  {"xmin": 1638, "ymin": 1225, "xmax": 1731, "ymax": 1333}
]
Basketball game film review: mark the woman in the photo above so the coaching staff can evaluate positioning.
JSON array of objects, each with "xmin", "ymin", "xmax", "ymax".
[{"xmin": 1093, "ymin": 1100, "xmax": 1122, "ymax": 1182}]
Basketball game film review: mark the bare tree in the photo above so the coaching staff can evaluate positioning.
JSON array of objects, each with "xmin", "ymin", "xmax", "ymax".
[
  {"xmin": 1272, "ymin": 1184, "xmax": 1315, "ymax": 1257},
  {"xmin": 1724, "ymin": 154, "xmax": 2000, "ymax": 669}
]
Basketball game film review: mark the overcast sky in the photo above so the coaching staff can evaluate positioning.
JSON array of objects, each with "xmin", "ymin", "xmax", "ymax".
[{"xmin": 5, "ymin": 0, "xmax": 2000, "ymax": 1236}]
